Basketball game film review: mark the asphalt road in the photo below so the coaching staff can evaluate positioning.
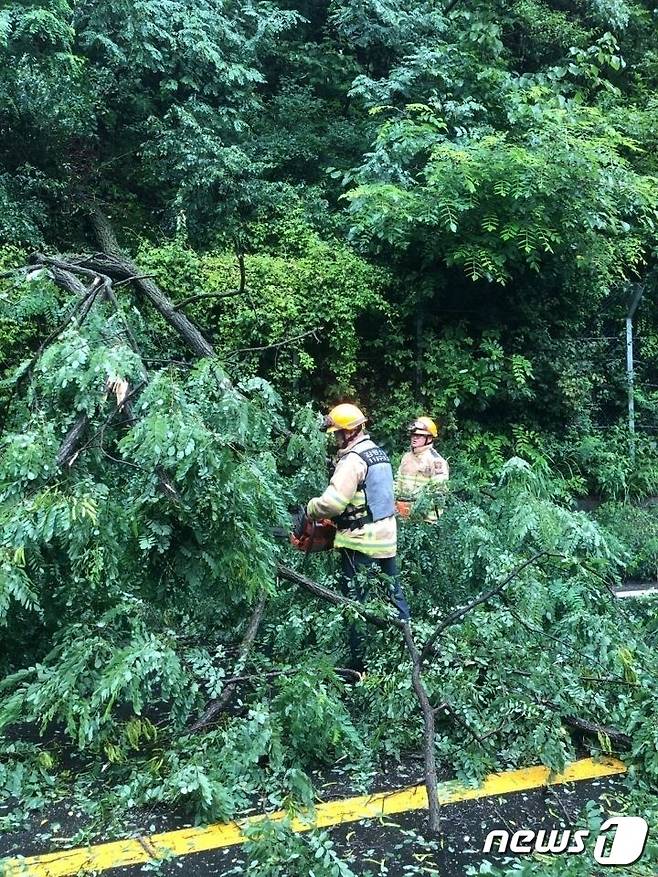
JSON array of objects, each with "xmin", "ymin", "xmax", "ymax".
[{"xmin": 1, "ymin": 774, "xmax": 637, "ymax": 877}]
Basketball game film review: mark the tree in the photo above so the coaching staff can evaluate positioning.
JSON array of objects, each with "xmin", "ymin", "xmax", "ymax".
[
  {"xmin": 0, "ymin": 0, "xmax": 304, "ymax": 244},
  {"xmin": 1, "ymin": 231, "xmax": 658, "ymax": 843}
]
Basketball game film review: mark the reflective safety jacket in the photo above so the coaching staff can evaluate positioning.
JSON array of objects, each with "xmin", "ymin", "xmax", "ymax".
[
  {"xmin": 395, "ymin": 445, "xmax": 449, "ymax": 523},
  {"xmin": 306, "ymin": 433, "xmax": 397, "ymax": 558}
]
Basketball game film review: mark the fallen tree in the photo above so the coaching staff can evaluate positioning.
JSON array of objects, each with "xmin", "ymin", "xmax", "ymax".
[
  {"xmin": 275, "ymin": 552, "xmax": 627, "ymax": 834},
  {"xmin": 0, "ymin": 224, "xmax": 656, "ymax": 844}
]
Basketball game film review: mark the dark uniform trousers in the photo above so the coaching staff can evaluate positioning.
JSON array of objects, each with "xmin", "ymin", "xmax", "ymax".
[{"xmin": 338, "ymin": 548, "xmax": 411, "ymax": 672}]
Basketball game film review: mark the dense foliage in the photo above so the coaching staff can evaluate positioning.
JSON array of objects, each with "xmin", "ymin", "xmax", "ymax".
[{"xmin": 1, "ymin": 0, "xmax": 658, "ymax": 873}]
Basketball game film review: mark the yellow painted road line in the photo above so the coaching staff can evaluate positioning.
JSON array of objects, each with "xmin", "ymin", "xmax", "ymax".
[{"xmin": 1, "ymin": 756, "xmax": 626, "ymax": 877}]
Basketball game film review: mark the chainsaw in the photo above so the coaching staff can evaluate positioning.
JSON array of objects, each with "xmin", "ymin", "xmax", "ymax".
[
  {"xmin": 289, "ymin": 506, "xmax": 336, "ymax": 553},
  {"xmin": 395, "ymin": 499, "xmax": 411, "ymax": 519}
]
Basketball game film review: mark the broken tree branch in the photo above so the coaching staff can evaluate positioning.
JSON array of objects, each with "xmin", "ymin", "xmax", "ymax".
[
  {"xmin": 509, "ymin": 678, "xmax": 633, "ymax": 750},
  {"xmin": 56, "ymin": 414, "xmax": 90, "ymax": 467},
  {"xmin": 190, "ymin": 591, "xmax": 268, "ymax": 731},
  {"xmin": 277, "ymin": 562, "xmax": 441, "ymax": 833},
  {"xmin": 9, "ymin": 239, "xmax": 221, "ymax": 487},
  {"xmin": 276, "ymin": 563, "xmax": 403, "ymax": 630},
  {"xmin": 20, "ymin": 255, "xmax": 156, "ymax": 476},
  {"xmin": 32, "ymin": 253, "xmax": 182, "ymax": 493},
  {"xmin": 561, "ymin": 713, "xmax": 631, "ymax": 748},
  {"xmin": 534, "ymin": 695, "xmax": 632, "ymax": 748},
  {"xmin": 87, "ymin": 209, "xmax": 215, "ymax": 358},
  {"xmin": 190, "ymin": 666, "xmax": 363, "ymax": 729}
]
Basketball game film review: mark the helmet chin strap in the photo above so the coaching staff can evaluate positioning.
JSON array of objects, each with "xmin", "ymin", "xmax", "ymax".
[
  {"xmin": 336, "ymin": 426, "xmax": 362, "ymax": 449},
  {"xmin": 411, "ymin": 433, "xmax": 433, "ymax": 448}
]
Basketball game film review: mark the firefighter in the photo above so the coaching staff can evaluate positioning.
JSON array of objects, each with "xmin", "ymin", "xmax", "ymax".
[
  {"xmin": 395, "ymin": 417, "xmax": 449, "ymax": 522},
  {"xmin": 305, "ymin": 403, "xmax": 410, "ymax": 669}
]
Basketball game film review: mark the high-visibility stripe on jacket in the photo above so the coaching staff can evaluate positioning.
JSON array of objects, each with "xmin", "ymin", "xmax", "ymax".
[
  {"xmin": 395, "ymin": 445, "xmax": 449, "ymax": 523},
  {"xmin": 306, "ymin": 433, "xmax": 397, "ymax": 558}
]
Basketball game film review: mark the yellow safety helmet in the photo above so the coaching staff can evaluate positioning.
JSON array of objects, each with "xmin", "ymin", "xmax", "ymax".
[
  {"xmin": 322, "ymin": 403, "xmax": 367, "ymax": 433},
  {"xmin": 408, "ymin": 416, "xmax": 438, "ymax": 438}
]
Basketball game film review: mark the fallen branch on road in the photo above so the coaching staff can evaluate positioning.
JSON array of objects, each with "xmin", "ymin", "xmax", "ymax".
[
  {"xmin": 277, "ymin": 562, "xmax": 440, "ymax": 832},
  {"xmin": 277, "ymin": 553, "xmax": 560, "ymax": 835}
]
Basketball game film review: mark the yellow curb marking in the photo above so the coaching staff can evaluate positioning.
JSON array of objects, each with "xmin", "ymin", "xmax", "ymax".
[{"xmin": 1, "ymin": 757, "xmax": 626, "ymax": 877}]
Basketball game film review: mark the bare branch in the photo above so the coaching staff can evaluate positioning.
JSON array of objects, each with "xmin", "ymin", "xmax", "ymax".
[
  {"xmin": 238, "ymin": 251, "xmax": 246, "ymax": 296},
  {"xmin": 114, "ymin": 275, "xmax": 155, "ymax": 287},
  {"xmin": 228, "ymin": 327, "xmax": 322, "ymax": 357},
  {"xmin": 419, "ymin": 551, "xmax": 548, "ymax": 663},
  {"xmin": 546, "ymin": 785, "xmax": 573, "ymax": 825},
  {"xmin": 77, "ymin": 283, "xmax": 102, "ymax": 326},
  {"xmin": 402, "ymin": 622, "xmax": 441, "ymax": 833},
  {"xmin": 31, "ymin": 253, "xmax": 106, "ymax": 282},
  {"xmin": 190, "ymin": 592, "xmax": 268, "ymax": 731},
  {"xmin": 87, "ymin": 209, "xmax": 215, "ymax": 358},
  {"xmin": 142, "ymin": 358, "xmax": 194, "ymax": 368},
  {"xmin": 173, "ymin": 289, "xmax": 246, "ymax": 311},
  {"xmin": 98, "ymin": 447, "xmax": 150, "ymax": 472}
]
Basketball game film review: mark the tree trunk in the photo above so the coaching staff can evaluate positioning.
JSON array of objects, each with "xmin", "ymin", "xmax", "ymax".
[
  {"xmin": 56, "ymin": 414, "xmax": 89, "ymax": 467},
  {"xmin": 402, "ymin": 623, "xmax": 441, "ymax": 833},
  {"xmin": 88, "ymin": 210, "xmax": 215, "ymax": 358},
  {"xmin": 414, "ymin": 301, "xmax": 424, "ymax": 401}
]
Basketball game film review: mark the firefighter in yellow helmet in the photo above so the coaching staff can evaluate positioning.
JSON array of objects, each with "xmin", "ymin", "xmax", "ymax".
[
  {"xmin": 395, "ymin": 417, "xmax": 449, "ymax": 522},
  {"xmin": 305, "ymin": 403, "xmax": 410, "ymax": 669}
]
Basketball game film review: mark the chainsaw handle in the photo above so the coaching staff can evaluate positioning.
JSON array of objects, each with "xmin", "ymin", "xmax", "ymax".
[{"xmin": 291, "ymin": 505, "xmax": 308, "ymax": 539}]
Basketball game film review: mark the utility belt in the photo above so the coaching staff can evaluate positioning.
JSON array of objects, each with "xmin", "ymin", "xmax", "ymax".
[{"xmin": 334, "ymin": 506, "xmax": 374, "ymax": 531}]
